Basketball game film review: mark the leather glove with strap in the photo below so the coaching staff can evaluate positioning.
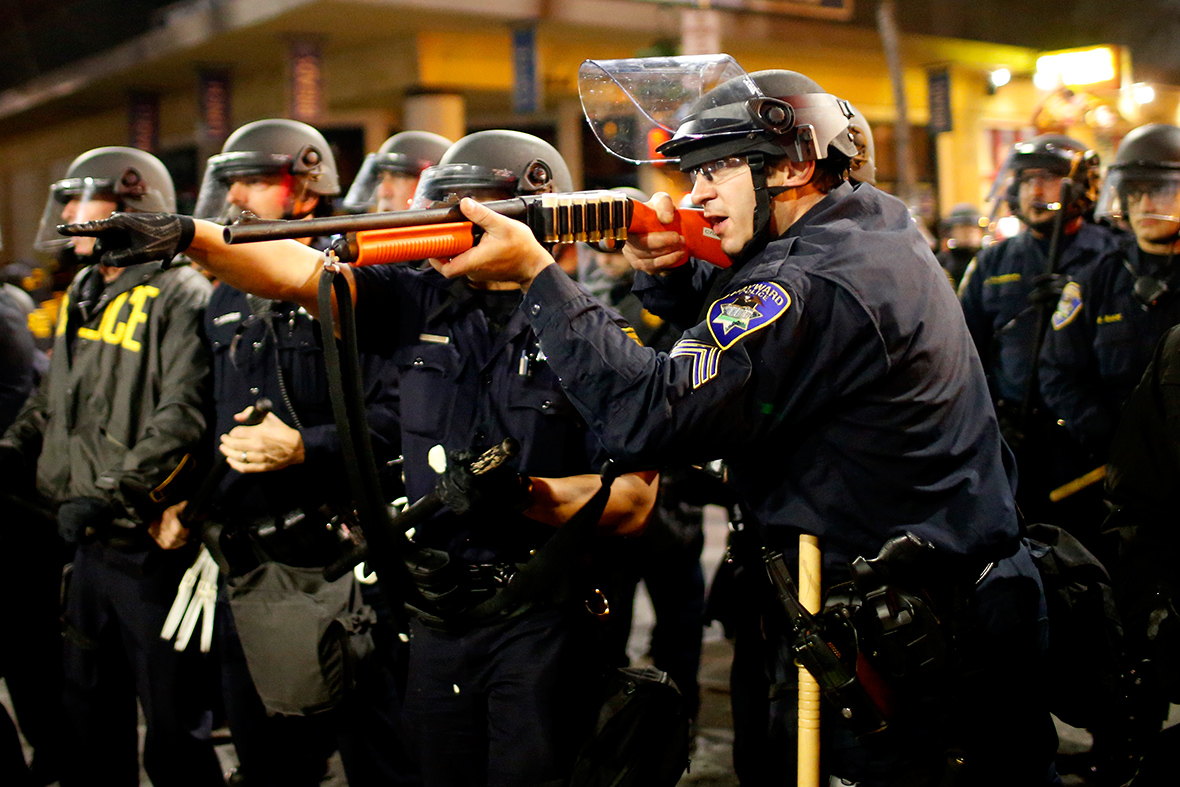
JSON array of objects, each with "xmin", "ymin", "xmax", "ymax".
[{"xmin": 58, "ymin": 212, "xmax": 196, "ymax": 269}]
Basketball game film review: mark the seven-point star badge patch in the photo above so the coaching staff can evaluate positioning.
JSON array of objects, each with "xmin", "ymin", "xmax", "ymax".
[{"xmin": 707, "ymin": 282, "xmax": 792, "ymax": 349}]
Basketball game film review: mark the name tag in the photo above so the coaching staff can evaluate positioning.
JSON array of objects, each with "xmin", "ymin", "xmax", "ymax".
[
  {"xmin": 213, "ymin": 311, "xmax": 242, "ymax": 326},
  {"xmin": 419, "ymin": 333, "xmax": 450, "ymax": 344}
]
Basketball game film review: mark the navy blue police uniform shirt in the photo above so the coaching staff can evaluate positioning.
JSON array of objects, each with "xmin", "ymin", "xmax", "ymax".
[
  {"xmin": 205, "ymin": 283, "xmax": 400, "ymax": 517},
  {"xmin": 518, "ymin": 181, "xmax": 1019, "ymax": 573},
  {"xmin": 958, "ymin": 221, "xmax": 1122, "ymax": 405},
  {"xmin": 1040, "ymin": 238, "xmax": 1180, "ymax": 454},
  {"xmin": 350, "ymin": 264, "xmax": 622, "ymax": 564}
]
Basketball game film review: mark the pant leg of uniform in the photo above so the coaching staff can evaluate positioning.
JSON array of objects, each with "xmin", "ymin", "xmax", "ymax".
[
  {"xmin": 98, "ymin": 545, "xmax": 224, "ymax": 787},
  {"xmin": 337, "ymin": 580, "xmax": 422, "ymax": 786},
  {"xmin": 61, "ymin": 542, "xmax": 141, "ymax": 786},
  {"xmin": 218, "ymin": 591, "xmax": 335, "ymax": 787},
  {"xmin": 405, "ymin": 619, "xmax": 488, "ymax": 787},
  {"xmin": 482, "ymin": 607, "xmax": 598, "ymax": 787}
]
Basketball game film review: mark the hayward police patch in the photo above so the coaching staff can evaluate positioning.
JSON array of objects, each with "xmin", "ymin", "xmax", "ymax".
[
  {"xmin": 1051, "ymin": 281, "xmax": 1083, "ymax": 331},
  {"xmin": 707, "ymin": 282, "xmax": 792, "ymax": 350}
]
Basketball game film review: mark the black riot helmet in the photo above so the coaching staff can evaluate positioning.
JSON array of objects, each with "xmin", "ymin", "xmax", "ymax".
[
  {"xmin": 35, "ymin": 146, "xmax": 176, "ymax": 256},
  {"xmin": 194, "ymin": 118, "xmax": 339, "ymax": 221},
  {"xmin": 343, "ymin": 130, "xmax": 452, "ymax": 212},
  {"xmin": 1094, "ymin": 123, "xmax": 1180, "ymax": 228},
  {"xmin": 579, "ymin": 55, "xmax": 855, "ymax": 263},
  {"xmin": 988, "ymin": 134, "xmax": 1100, "ymax": 228},
  {"xmin": 410, "ymin": 129, "xmax": 572, "ymax": 210}
]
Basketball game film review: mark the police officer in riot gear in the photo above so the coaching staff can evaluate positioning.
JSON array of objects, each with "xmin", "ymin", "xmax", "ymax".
[
  {"xmin": 3, "ymin": 146, "xmax": 220, "ymax": 786},
  {"xmin": 343, "ymin": 130, "xmax": 452, "ymax": 213},
  {"xmin": 959, "ymin": 134, "xmax": 1121, "ymax": 525},
  {"xmin": 439, "ymin": 55, "xmax": 1056, "ymax": 786},
  {"xmin": 1041, "ymin": 123, "xmax": 1180, "ymax": 459},
  {"xmin": 160, "ymin": 118, "xmax": 412, "ymax": 786},
  {"xmin": 937, "ymin": 203, "xmax": 986, "ymax": 289}
]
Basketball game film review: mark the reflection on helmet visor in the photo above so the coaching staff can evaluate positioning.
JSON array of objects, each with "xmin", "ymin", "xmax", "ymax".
[
  {"xmin": 578, "ymin": 54, "xmax": 758, "ymax": 164},
  {"xmin": 409, "ymin": 164, "xmax": 517, "ymax": 210}
]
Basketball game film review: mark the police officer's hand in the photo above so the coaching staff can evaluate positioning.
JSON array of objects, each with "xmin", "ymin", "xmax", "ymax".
[
  {"xmin": 220, "ymin": 408, "xmax": 305, "ymax": 474},
  {"xmin": 150, "ymin": 501, "xmax": 191, "ymax": 550},
  {"xmin": 622, "ymin": 192, "xmax": 690, "ymax": 274},
  {"xmin": 433, "ymin": 198, "xmax": 554, "ymax": 287},
  {"xmin": 435, "ymin": 448, "xmax": 533, "ymax": 516},
  {"xmin": 58, "ymin": 212, "xmax": 196, "ymax": 268}
]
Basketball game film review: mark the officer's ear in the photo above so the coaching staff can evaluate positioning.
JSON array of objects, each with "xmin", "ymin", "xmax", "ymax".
[{"xmin": 768, "ymin": 157, "xmax": 815, "ymax": 191}]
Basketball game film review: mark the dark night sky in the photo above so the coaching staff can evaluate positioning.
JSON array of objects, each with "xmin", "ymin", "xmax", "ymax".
[{"xmin": 1, "ymin": 1, "xmax": 1178, "ymax": 93}]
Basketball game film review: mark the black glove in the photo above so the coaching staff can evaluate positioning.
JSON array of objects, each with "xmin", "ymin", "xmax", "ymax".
[
  {"xmin": 57, "ymin": 497, "xmax": 115, "ymax": 545},
  {"xmin": 1027, "ymin": 273, "xmax": 1068, "ymax": 308},
  {"xmin": 58, "ymin": 212, "xmax": 196, "ymax": 269},
  {"xmin": 434, "ymin": 448, "xmax": 532, "ymax": 516},
  {"xmin": 0, "ymin": 445, "xmax": 27, "ymax": 492}
]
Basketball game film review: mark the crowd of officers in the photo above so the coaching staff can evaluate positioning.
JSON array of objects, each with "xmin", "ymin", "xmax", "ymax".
[{"xmin": 1, "ymin": 50, "xmax": 1180, "ymax": 787}]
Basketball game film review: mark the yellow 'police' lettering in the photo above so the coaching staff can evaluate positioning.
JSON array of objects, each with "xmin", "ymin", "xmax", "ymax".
[
  {"xmin": 1097, "ymin": 313, "xmax": 1123, "ymax": 325},
  {"xmin": 984, "ymin": 273, "xmax": 1022, "ymax": 286},
  {"xmin": 120, "ymin": 285, "xmax": 159, "ymax": 352},
  {"xmin": 98, "ymin": 292, "xmax": 131, "ymax": 345},
  {"xmin": 72, "ymin": 285, "xmax": 160, "ymax": 352}
]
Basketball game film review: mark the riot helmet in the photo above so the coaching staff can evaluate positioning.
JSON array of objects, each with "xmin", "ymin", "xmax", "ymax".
[
  {"xmin": 343, "ymin": 131, "xmax": 452, "ymax": 212},
  {"xmin": 1094, "ymin": 124, "xmax": 1180, "ymax": 240},
  {"xmin": 987, "ymin": 134, "xmax": 1099, "ymax": 232},
  {"xmin": 35, "ymin": 146, "xmax": 176, "ymax": 257},
  {"xmin": 579, "ymin": 54, "xmax": 855, "ymax": 262},
  {"xmin": 846, "ymin": 104, "xmax": 876, "ymax": 185},
  {"xmin": 194, "ymin": 118, "xmax": 339, "ymax": 222},
  {"xmin": 410, "ymin": 129, "xmax": 572, "ymax": 210}
]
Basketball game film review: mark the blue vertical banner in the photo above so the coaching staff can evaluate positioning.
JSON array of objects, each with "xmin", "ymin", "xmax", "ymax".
[
  {"xmin": 512, "ymin": 26, "xmax": 539, "ymax": 115},
  {"xmin": 127, "ymin": 91, "xmax": 159, "ymax": 152}
]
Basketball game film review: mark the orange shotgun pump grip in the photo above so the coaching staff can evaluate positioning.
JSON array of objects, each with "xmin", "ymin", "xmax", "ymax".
[
  {"xmin": 627, "ymin": 201, "xmax": 731, "ymax": 269},
  {"xmin": 351, "ymin": 222, "xmax": 477, "ymax": 266}
]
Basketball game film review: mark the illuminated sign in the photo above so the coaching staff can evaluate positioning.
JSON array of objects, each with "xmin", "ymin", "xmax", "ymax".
[{"xmin": 1035, "ymin": 46, "xmax": 1121, "ymax": 89}]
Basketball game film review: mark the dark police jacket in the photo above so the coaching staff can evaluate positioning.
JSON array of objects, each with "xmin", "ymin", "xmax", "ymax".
[
  {"xmin": 205, "ymin": 284, "xmax": 400, "ymax": 522},
  {"xmin": 1040, "ymin": 240, "xmax": 1180, "ymax": 454},
  {"xmin": 351, "ymin": 265, "xmax": 623, "ymax": 564},
  {"xmin": 0, "ymin": 286, "xmax": 36, "ymax": 433},
  {"xmin": 1, "ymin": 262, "xmax": 210, "ymax": 522},
  {"xmin": 519, "ymin": 181, "xmax": 1018, "ymax": 571},
  {"xmin": 958, "ymin": 222, "xmax": 1121, "ymax": 405}
]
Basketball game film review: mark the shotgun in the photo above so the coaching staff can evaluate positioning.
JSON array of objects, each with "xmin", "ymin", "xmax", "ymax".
[{"xmin": 223, "ymin": 191, "xmax": 731, "ymax": 269}]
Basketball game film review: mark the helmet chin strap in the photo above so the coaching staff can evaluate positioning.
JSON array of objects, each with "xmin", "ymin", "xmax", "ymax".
[{"xmin": 736, "ymin": 153, "xmax": 789, "ymax": 266}]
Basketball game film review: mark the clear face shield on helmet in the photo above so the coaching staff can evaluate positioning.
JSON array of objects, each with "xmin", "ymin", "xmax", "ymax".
[
  {"xmin": 193, "ymin": 150, "xmax": 305, "ymax": 223},
  {"xmin": 34, "ymin": 178, "xmax": 125, "ymax": 256},
  {"xmin": 343, "ymin": 153, "xmax": 423, "ymax": 213},
  {"xmin": 578, "ymin": 54, "xmax": 758, "ymax": 165},
  {"xmin": 1095, "ymin": 168, "xmax": 1180, "ymax": 229},
  {"xmin": 408, "ymin": 164, "xmax": 521, "ymax": 210}
]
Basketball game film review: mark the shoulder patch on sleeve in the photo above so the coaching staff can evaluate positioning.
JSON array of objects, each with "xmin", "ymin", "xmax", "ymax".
[
  {"xmin": 670, "ymin": 338, "xmax": 721, "ymax": 389},
  {"xmin": 1051, "ymin": 281, "xmax": 1083, "ymax": 331},
  {"xmin": 707, "ymin": 282, "xmax": 792, "ymax": 350}
]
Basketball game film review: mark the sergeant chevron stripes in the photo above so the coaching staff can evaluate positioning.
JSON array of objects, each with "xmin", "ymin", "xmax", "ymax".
[{"xmin": 670, "ymin": 339, "xmax": 721, "ymax": 389}]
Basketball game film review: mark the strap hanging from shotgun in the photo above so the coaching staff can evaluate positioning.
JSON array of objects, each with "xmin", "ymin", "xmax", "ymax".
[{"xmin": 798, "ymin": 533, "xmax": 822, "ymax": 787}]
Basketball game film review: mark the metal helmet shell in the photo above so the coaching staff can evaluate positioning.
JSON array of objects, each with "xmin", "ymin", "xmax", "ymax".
[
  {"xmin": 342, "ymin": 131, "xmax": 452, "ymax": 211},
  {"xmin": 34, "ymin": 146, "xmax": 176, "ymax": 254},
  {"xmin": 410, "ymin": 130, "xmax": 572, "ymax": 209},
  {"xmin": 657, "ymin": 69, "xmax": 857, "ymax": 171},
  {"xmin": 1095, "ymin": 123, "xmax": 1180, "ymax": 224},
  {"xmin": 846, "ymin": 104, "xmax": 876, "ymax": 185},
  {"xmin": 195, "ymin": 118, "xmax": 339, "ymax": 219}
]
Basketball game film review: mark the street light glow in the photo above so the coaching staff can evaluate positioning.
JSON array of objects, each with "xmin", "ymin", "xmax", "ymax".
[
  {"xmin": 1133, "ymin": 82, "xmax": 1156, "ymax": 105},
  {"xmin": 990, "ymin": 69, "xmax": 1011, "ymax": 89}
]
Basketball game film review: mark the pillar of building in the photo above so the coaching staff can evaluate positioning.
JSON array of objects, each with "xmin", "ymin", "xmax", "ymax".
[{"xmin": 404, "ymin": 93, "xmax": 466, "ymax": 143}]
